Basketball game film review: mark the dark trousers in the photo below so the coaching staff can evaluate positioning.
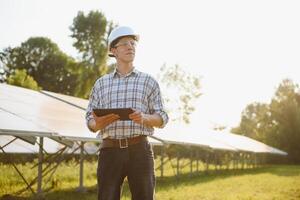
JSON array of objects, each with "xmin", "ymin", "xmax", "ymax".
[{"xmin": 97, "ymin": 140, "xmax": 155, "ymax": 200}]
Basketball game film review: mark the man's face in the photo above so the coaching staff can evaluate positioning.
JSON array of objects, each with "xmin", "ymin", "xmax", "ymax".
[{"xmin": 111, "ymin": 36, "xmax": 137, "ymax": 62}]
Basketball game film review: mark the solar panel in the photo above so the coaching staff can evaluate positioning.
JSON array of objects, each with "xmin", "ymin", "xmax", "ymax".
[
  {"xmin": 0, "ymin": 108, "xmax": 54, "ymax": 137},
  {"xmin": 155, "ymin": 125, "xmax": 237, "ymax": 151},
  {"xmin": 40, "ymin": 90, "xmax": 88, "ymax": 110},
  {"xmin": 0, "ymin": 135, "xmax": 66, "ymax": 154},
  {"xmin": 204, "ymin": 129, "xmax": 287, "ymax": 155},
  {"xmin": 0, "ymin": 84, "xmax": 95, "ymax": 140},
  {"xmin": 0, "ymin": 83, "xmax": 286, "ymax": 155},
  {"xmin": 155, "ymin": 124, "xmax": 287, "ymax": 155},
  {"xmin": 0, "ymin": 84, "xmax": 163, "ymax": 150}
]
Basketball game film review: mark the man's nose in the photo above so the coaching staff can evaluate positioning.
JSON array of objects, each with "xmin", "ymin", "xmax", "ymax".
[{"xmin": 126, "ymin": 45, "xmax": 135, "ymax": 51}]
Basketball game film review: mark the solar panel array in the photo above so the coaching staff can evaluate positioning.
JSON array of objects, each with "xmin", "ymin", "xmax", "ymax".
[{"xmin": 0, "ymin": 83, "xmax": 287, "ymax": 155}]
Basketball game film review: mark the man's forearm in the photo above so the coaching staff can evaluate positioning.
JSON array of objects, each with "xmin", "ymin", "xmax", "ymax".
[{"xmin": 143, "ymin": 113, "xmax": 163, "ymax": 128}]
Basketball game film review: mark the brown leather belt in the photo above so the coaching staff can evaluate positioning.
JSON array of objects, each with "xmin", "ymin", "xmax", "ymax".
[{"xmin": 100, "ymin": 135, "xmax": 148, "ymax": 149}]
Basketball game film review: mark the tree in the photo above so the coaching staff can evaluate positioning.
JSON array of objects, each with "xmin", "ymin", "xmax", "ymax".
[
  {"xmin": 158, "ymin": 64, "xmax": 201, "ymax": 124},
  {"xmin": 232, "ymin": 79, "xmax": 300, "ymax": 163},
  {"xmin": 70, "ymin": 10, "xmax": 115, "ymax": 98},
  {"xmin": 1, "ymin": 37, "xmax": 78, "ymax": 95},
  {"xmin": 231, "ymin": 102, "xmax": 271, "ymax": 142},
  {"xmin": 7, "ymin": 69, "xmax": 40, "ymax": 90},
  {"xmin": 269, "ymin": 79, "xmax": 300, "ymax": 163}
]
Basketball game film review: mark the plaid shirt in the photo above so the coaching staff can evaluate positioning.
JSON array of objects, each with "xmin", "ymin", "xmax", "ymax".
[{"xmin": 86, "ymin": 68, "xmax": 168, "ymax": 139}]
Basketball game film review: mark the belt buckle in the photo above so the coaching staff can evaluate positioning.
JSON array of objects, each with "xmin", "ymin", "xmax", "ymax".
[{"xmin": 119, "ymin": 138, "xmax": 128, "ymax": 148}]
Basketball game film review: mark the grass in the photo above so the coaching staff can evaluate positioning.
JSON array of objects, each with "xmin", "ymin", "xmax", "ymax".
[
  {"xmin": 155, "ymin": 166, "xmax": 300, "ymax": 200},
  {"xmin": 0, "ymin": 158, "xmax": 300, "ymax": 200}
]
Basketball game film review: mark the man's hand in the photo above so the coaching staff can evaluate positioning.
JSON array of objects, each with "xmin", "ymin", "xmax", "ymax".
[
  {"xmin": 129, "ymin": 109, "xmax": 163, "ymax": 128},
  {"xmin": 89, "ymin": 112, "xmax": 120, "ymax": 132},
  {"xmin": 129, "ymin": 109, "xmax": 145, "ymax": 125}
]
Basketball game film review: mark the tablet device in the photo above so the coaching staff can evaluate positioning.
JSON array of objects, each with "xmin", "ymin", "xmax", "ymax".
[{"xmin": 93, "ymin": 108, "xmax": 134, "ymax": 120}]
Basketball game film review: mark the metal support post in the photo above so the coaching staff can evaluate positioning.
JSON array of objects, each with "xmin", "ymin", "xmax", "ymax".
[
  {"xmin": 77, "ymin": 141, "xmax": 86, "ymax": 192},
  {"xmin": 205, "ymin": 153, "xmax": 209, "ymax": 172},
  {"xmin": 160, "ymin": 146, "xmax": 164, "ymax": 178},
  {"xmin": 196, "ymin": 151, "xmax": 199, "ymax": 172},
  {"xmin": 190, "ymin": 151, "xmax": 193, "ymax": 176},
  {"xmin": 37, "ymin": 137, "xmax": 44, "ymax": 195},
  {"xmin": 176, "ymin": 152, "xmax": 180, "ymax": 177}
]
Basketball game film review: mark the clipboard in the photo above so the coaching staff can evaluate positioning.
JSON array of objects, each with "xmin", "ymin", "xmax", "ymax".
[{"xmin": 93, "ymin": 108, "xmax": 134, "ymax": 120}]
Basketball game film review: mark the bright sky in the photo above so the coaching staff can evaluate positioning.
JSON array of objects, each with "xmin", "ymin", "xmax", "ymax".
[{"xmin": 1, "ymin": 0, "xmax": 300, "ymax": 132}]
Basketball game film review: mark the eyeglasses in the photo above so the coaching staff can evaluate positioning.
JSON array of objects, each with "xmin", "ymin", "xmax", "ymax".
[{"xmin": 114, "ymin": 40, "xmax": 137, "ymax": 48}]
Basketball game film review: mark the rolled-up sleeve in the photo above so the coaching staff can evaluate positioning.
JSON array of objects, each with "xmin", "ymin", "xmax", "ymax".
[
  {"xmin": 148, "ymin": 80, "xmax": 169, "ymax": 128},
  {"xmin": 85, "ymin": 80, "xmax": 101, "ymax": 126}
]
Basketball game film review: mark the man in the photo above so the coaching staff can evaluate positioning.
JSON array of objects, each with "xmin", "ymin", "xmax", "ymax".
[{"xmin": 86, "ymin": 26, "xmax": 169, "ymax": 200}]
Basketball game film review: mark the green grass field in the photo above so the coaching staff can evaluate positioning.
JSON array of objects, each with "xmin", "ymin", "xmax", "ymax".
[{"xmin": 0, "ymin": 159, "xmax": 300, "ymax": 200}]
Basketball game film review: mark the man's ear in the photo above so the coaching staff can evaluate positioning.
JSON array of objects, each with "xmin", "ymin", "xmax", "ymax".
[{"xmin": 111, "ymin": 48, "xmax": 117, "ymax": 57}]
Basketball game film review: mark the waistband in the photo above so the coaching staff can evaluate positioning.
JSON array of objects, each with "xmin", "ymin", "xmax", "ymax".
[{"xmin": 100, "ymin": 135, "xmax": 147, "ymax": 149}]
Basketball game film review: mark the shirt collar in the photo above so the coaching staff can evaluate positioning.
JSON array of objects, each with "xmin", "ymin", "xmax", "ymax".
[{"xmin": 113, "ymin": 67, "xmax": 139, "ymax": 78}]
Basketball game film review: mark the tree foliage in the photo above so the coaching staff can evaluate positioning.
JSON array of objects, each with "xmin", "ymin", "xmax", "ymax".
[
  {"xmin": 158, "ymin": 64, "xmax": 201, "ymax": 124},
  {"xmin": 7, "ymin": 69, "xmax": 40, "ymax": 90},
  {"xmin": 2, "ymin": 37, "xmax": 77, "ymax": 95},
  {"xmin": 232, "ymin": 79, "xmax": 300, "ymax": 163},
  {"xmin": 269, "ymin": 79, "xmax": 300, "ymax": 163},
  {"xmin": 70, "ymin": 10, "xmax": 114, "ymax": 98},
  {"xmin": 231, "ymin": 102, "xmax": 271, "ymax": 141},
  {"xmin": 0, "ymin": 11, "xmax": 115, "ymax": 98}
]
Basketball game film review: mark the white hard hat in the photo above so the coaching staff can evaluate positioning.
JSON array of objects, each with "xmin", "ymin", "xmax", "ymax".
[{"xmin": 108, "ymin": 26, "xmax": 139, "ymax": 56}]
